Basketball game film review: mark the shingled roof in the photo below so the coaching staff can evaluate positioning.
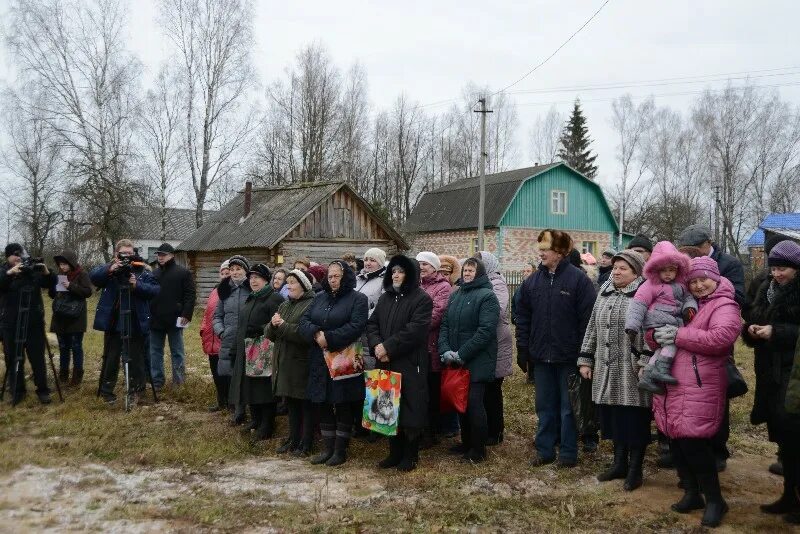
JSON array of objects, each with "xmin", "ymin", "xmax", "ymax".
[
  {"xmin": 403, "ymin": 163, "xmax": 558, "ymax": 233},
  {"xmin": 123, "ymin": 207, "xmax": 215, "ymax": 241},
  {"xmin": 178, "ymin": 181, "xmax": 406, "ymax": 252}
]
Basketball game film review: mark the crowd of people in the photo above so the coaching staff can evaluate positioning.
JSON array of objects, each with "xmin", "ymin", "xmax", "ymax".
[{"xmin": 2, "ymin": 223, "xmax": 800, "ymax": 529}]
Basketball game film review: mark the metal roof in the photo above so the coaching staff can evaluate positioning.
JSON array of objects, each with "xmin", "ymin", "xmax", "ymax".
[
  {"xmin": 403, "ymin": 164, "xmax": 558, "ymax": 233},
  {"xmin": 178, "ymin": 181, "xmax": 406, "ymax": 252},
  {"xmin": 746, "ymin": 213, "xmax": 800, "ymax": 247}
]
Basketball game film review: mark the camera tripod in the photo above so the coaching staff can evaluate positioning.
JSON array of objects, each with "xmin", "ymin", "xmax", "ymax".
[
  {"xmin": 96, "ymin": 280, "xmax": 159, "ymax": 412},
  {"xmin": 0, "ymin": 285, "xmax": 64, "ymax": 406}
]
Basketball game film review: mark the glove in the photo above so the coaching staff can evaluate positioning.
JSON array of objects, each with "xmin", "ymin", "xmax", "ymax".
[
  {"xmin": 682, "ymin": 308, "xmax": 696, "ymax": 324},
  {"xmin": 440, "ymin": 351, "xmax": 455, "ymax": 364},
  {"xmin": 516, "ymin": 345, "xmax": 528, "ymax": 373},
  {"xmin": 451, "ymin": 352, "xmax": 463, "ymax": 365},
  {"xmin": 653, "ymin": 325, "xmax": 678, "ymax": 345},
  {"xmin": 625, "ymin": 329, "xmax": 638, "ymax": 345}
]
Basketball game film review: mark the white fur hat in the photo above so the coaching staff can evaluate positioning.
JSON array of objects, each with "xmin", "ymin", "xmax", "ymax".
[{"xmin": 415, "ymin": 251, "xmax": 441, "ymax": 270}]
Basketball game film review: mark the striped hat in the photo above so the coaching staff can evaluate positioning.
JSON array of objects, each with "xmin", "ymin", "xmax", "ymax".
[{"xmin": 227, "ymin": 255, "xmax": 250, "ymax": 272}]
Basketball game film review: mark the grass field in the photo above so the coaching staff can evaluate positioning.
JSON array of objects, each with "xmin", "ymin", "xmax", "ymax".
[{"xmin": 0, "ymin": 293, "xmax": 787, "ymax": 532}]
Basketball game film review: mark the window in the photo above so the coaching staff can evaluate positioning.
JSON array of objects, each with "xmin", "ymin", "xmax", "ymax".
[
  {"xmin": 551, "ymin": 190, "xmax": 567, "ymax": 214},
  {"xmin": 581, "ymin": 241, "xmax": 597, "ymax": 255},
  {"xmin": 470, "ymin": 237, "xmax": 479, "ymax": 255}
]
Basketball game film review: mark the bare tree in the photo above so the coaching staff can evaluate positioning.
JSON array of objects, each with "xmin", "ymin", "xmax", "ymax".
[
  {"xmin": 391, "ymin": 94, "xmax": 428, "ymax": 220},
  {"xmin": 528, "ymin": 105, "xmax": 563, "ymax": 165},
  {"xmin": 159, "ymin": 0, "xmax": 256, "ymax": 227}
]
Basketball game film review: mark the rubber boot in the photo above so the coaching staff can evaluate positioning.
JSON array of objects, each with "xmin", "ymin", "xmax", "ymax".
[
  {"xmin": 671, "ymin": 466, "xmax": 705, "ymax": 513},
  {"xmin": 638, "ymin": 364, "xmax": 665, "ymax": 394},
  {"xmin": 397, "ymin": 436, "xmax": 420, "ymax": 472},
  {"xmin": 597, "ymin": 442, "xmax": 628, "ymax": 482},
  {"xmin": 649, "ymin": 357, "xmax": 678, "ymax": 385},
  {"xmin": 624, "ymin": 446, "xmax": 645, "ymax": 491},
  {"xmin": 278, "ymin": 407, "xmax": 301, "ymax": 453},
  {"xmin": 325, "ymin": 424, "xmax": 351, "ymax": 466},
  {"xmin": 242, "ymin": 404, "xmax": 261, "ymax": 433},
  {"xmin": 253, "ymin": 403, "xmax": 276, "ymax": 441},
  {"xmin": 697, "ymin": 471, "xmax": 728, "ymax": 528},
  {"xmin": 378, "ymin": 435, "xmax": 404, "ymax": 469},
  {"xmin": 69, "ymin": 368, "xmax": 84, "ymax": 387},
  {"xmin": 310, "ymin": 423, "xmax": 335, "ymax": 465},
  {"xmin": 59, "ymin": 367, "xmax": 70, "ymax": 384}
]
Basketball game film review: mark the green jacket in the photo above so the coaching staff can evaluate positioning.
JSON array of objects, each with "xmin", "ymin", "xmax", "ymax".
[
  {"xmin": 266, "ymin": 289, "xmax": 315, "ymax": 400},
  {"xmin": 438, "ymin": 274, "xmax": 499, "ymax": 383}
]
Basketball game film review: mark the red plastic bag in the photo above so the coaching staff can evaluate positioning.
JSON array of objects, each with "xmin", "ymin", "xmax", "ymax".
[{"xmin": 440, "ymin": 368, "xmax": 470, "ymax": 413}]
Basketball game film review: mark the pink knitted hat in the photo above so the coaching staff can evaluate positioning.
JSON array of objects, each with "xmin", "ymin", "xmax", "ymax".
[{"xmin": 686, "ymin": 256, "xmax": 720, "ymax": 283}]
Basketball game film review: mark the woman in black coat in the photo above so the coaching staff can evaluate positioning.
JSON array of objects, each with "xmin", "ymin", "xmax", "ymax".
[
  {"xmin": 299, "ymin": 260, "xmax": 369, "ymax": 467},
  {"xmin": 230, "ymin": 263, "xmax": 284, "ymax": 441},
  {"xmin": 367, "ymin": 255, "xmax": 433, "ymax": 472}
]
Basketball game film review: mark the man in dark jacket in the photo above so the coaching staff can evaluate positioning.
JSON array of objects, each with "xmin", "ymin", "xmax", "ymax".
[
  {"xmin": 677, "ymin": 223, "xmax": 746, "ymax": 471},
  {"xmin": 0, "ymin": 243, "xmax": 55, "ymax": 405},
  {"xmin": 148, "ymin": 243, "xmax": 195, "ymax": 389},
  {"xmin": 516, "ymin": 230, "xmax": 596, "ymax": 468},
  {"xmin": 91, "ymin": 239, "xmax": 160, "ymax": 404},
  {"xmin": 596, "ymin": 248, "xmax": 616, "ymax": 287}
]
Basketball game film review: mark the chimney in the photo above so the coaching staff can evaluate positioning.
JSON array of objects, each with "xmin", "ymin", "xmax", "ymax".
[{"xmin": 243, "ymin": 181, "xmax": 252, "ymax": 218}]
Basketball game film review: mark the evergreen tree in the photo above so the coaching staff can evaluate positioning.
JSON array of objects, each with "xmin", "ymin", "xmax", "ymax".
[{"xmin": 557, "ymin": 99, "xmax": 598, "ymax": 179}]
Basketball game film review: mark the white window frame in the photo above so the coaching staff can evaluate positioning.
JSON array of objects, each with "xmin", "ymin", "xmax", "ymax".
[
  {"xmin": 551, "ymin": 190, "xmax": 567, "ymax": 215},
  {"xmin": 581, "ymin": 241, "xmax": 597, "ymax": 255}
]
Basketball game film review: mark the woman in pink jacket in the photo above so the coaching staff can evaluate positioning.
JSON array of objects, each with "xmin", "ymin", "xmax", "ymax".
[
  {"xmin": 200, "ymin": 260, "xmax": 230, "ymax": 411},
  {"xmin": 651, "ymin": 257, "xmax": 741, "ymax": 529}
]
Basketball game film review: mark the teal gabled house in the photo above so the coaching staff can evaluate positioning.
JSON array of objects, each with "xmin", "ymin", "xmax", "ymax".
[{"xmin": 404, "ymin": 162, "xmax": 631, "ymax": 269}]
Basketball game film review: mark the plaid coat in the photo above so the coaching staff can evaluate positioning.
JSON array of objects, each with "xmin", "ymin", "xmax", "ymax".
[{"xmin": 578, "ymin": 277, "xmax": 651, "ymax": 408}]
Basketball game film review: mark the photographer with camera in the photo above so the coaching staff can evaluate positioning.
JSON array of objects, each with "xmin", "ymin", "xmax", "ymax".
[
  {"xmin": 0, "ymin": 243, "xmax": 56, "ymax": 405},
  {"xmin": 91, "ymin": 239, "xmax": 159, "ymax": 405}
]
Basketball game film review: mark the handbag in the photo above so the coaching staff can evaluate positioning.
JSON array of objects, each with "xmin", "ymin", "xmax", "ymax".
[
  {"xmin": 362, "ymin": 369, "xmax": 402, "ymax": 436},
  {"xmin": 52, "ymin": 294, "xmax": 84, "ymax": 320},
  {"xmin": 244, "ymin": 335, "xmax": 273, "ymax": 377},
  {"xmin": 726, "ymin": 359, "xmax": 748, "ymax": 399},
  {"xmin": 440, "ymin": 367, "xmax": 470, "ymax": 413},
  {"xmin": 323, "ymin": 342, "xmax": 364, "ymax": 380},
  {"xmin": 568, "ymin": 373, "xmax": 597, "ymax": 436}
]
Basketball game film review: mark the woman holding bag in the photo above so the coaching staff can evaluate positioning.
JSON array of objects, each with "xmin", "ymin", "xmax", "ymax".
[
  {"xmin": 50, "ymin": 249, "xmax": 92, "ymax": 386},
  {"xmin": 366, "ymin": 255, "xmax": 433, "ymax": 472},
  {"xmin": 438, "ymin": 257, "xmax": 500, "ymax": 463}
]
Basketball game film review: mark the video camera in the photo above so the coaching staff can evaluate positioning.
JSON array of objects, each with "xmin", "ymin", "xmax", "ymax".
[
  {"xmin": 18, "ymin": 256, "xmax": 45, "ymax": 274},
  {"xmin": 115, "ymin": 253, "xmax": 146, "ymax": 281}
]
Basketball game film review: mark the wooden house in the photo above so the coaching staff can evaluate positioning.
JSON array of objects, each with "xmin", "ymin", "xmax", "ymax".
[{"xmin": 178, "ymin": 181, "xmax": 407, "ymax": 305}]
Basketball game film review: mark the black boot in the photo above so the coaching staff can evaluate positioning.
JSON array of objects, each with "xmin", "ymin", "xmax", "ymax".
[
  {"xmin": 397, "ymin": 436, "xmax": 420, "ymax": 472},
  {"xmin": 656, "ymin": 440, "xmax": 674, "ymax": 469},
  {"xmin": 762, "ymin": 464, "xmax": 800, "ymax": 514},
  {"xmin": 325, "ymin": 424, "xmax": 351, "ymax": 466},
  {"xmin": 597, "ymin": 442, "xmax": 628, "ymax": 482},
  {"xmin": 697, "ymin": 471, "xmax": 728, "ymax": 528},
  {"xmin": 671, "ymin": 466, "xmax": 705, "ymax": 513},
  {"xmin": 253, "ymin": 404, "xmax": 276, "ymax": 441},
  {"xmin": 242, "ymin": 404, "xmax": 261, "ymax": 433},
  {"xmin": 69, "ymin": 368, "xmax": 84, "ymax": 387},
  {"xmin": 310, "ymin": 423, "xmax": 335, "ymax": 465},
  {"xmin": 379, "ymin": 435, "xmax": 404, "ymax": 469},
  {"xmin": 624, "ymin": 446, "xmax": 645, "ymax": 491},
  {"xmin": 59, "ymin": 367, "xmax": 70, "ymax": 384},
  {"xmin": 278, "ymin": 406, "xmax": 302, "ymax": 453},
  {"xmin": 419, "ymin": 427, "xmax": 439, "ymax": 450}
]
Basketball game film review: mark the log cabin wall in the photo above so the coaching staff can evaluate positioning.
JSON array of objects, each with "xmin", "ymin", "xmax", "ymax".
[{"xmin": 190, "ymin": 247, "xmax": 272, "ymax": 307}]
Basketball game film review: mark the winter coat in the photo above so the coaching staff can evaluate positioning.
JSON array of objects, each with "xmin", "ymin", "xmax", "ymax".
[
  {"xmin": 0, "ymin": 265, "xmax": 54, "ymax": 334},
  {"xmin": 515, "ymin": 259, "xmax": 596, "ymax": 366},
  {"xmin": 229, "ymin": 286, "xmax": 284, "ymax": 406},
  {"xmin": 355, "ymin": 266, "xmax": 386, "ymax": 317},
  {"xmin": 419, "ymin": 271, "xmax": 452, "ymax": 372},
  {"xmin": 299, "ymin": 261, "xmax": 369, "ymax": 404},
  {"xmin": 367, "ymin": 255, "xmax": 433, "ymax": 431},
  {"xmin": 438, "ymin": 272, "xmax": 499, "ymax": 383},
  {"xmin": 578, "ymin": 277, "xmax": 650, "ymax": 408},
  {"xmin": 743, "ymin": 275, "xmax": 800, "ymax": 441},
  {"xmin": 652, "ymin": 277, "xmax": 741, "ymax": 439},
  {"xmin": 267, "ymin": 288, "xmax": 315, "ymax": 400},
  {"xmin": 487, "ymin": 272, "xmax": 513, "ymax": 379},
  {"xmin": 597, "ymin": 265, "xmax": 612, "ymax": 287},
  {"xmin": 90, "ymin": 263, "xmax": 159, "ymax": 335},
  {"xmin": 213, "ymin": 278, "xmax": 251, "ymax": 376},
  {"xmin": 711, "ymin": 245, "xmax": 746, "ymax": 307},
  {"xmin": 200, "ymin": 288, "xmax": 221, "ymax": 356},
  {"xmin": 149, "ymin": 258, "xmax": 195, "ymax": 331},
  {"xmin": 48, "ymin": 251, "xmax": 92, "ymax": 334}
]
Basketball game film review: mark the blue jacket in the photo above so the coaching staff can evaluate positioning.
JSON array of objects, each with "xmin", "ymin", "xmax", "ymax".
[
  {"xmin": 90, "ymin": 264, "xmax": 160, "ymax": 334},
  {"xmin": 515, "ymin": 259, "xmax": 596, "ymax": 366}
]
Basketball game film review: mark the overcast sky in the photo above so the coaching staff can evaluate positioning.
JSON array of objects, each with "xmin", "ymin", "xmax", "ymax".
[{"xmin": 1, "ymin": 0, "xmax": 799, "ymax": 225}]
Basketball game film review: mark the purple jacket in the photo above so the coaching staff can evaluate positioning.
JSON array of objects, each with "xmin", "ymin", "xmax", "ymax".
[
  {"xmin": 420, "ymin": 272, "xmax": 452, "ymax": 372},
  {"xmin": 652, "ymin": 277, "xmax": 741, "ymax": 439}
]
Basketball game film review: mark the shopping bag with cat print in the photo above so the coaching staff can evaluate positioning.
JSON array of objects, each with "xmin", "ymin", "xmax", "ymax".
[
  {"xmin": 362, "ymin": 369, "xmax": 402, "ymax": 436},
  {"xmin": 323, "ymin": 342, "xmax": 365, "ymax": 380}
]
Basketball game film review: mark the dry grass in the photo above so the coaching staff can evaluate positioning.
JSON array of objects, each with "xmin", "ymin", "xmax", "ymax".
[{"xmin": 0, "ymin": 292, "xmax": 781, "ymax": 532}]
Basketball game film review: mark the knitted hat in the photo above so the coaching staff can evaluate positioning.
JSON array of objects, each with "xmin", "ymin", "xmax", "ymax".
[
  {"xmin": 580, "ymin": 252, "xmax": 597, "ymax": 265},
  {"xmin": 612, "ymin": 250, "xmax": 645, "ymax": 276},
  {"xmin": 602, "ymin": 247, "xmax": 617, "ymax": 259},
  {"xmin": 677, "ymin": 224, "xmax": 713, "ymax": 247},
  {"xmin": 415, "ymin": 251, "xmax": 441, "ymax": 270},
  {"xmin": 627, "ymin": 235, "xmax": 654, "ymax": 253},
  {"xmin": 4, "ymin": 243, "xmax": 23, "ymax": 258},
  {"xmin": 686, "ymin": 256, "xmax": 721, "ymax": 283},
  {"xmin": 307, "ymin": 264, "xmax": 327, "ymax": 284},
  {"xmin": 364, "ymin": 247, "xmax": 387, "ymax": 266},
  {"xmin": 537, "ymin": 229, "xmax": 572, "ymax": 256},
  {"xmin": 228, "ymin": 255, "xmax": 250, "ymax": 272},
  {"xmin": 768, "ymin": 240, "xmax": 800, "ymax": 269},
  {"xmin": 286, "ymin": 268, "xmax": 313, "ymax": 292},
  {"xmin": 249, "ymin": 263, "xmax": 272, "ymax": 281},
  {"xmin": 219, "ymin": 260, "xmax": 230, "ymax": 272}
]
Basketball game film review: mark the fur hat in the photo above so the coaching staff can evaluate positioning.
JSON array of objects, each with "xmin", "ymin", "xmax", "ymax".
[
  {"xmin": 537, "ymin": 229, "xmax": 572, "ymax": 256},
  {"xmin": 364, "ymin": 247, "xmax": 387, "ymax": 266},
  {"xmin": 249, "ymin": 263, "xmax": 272, "ymax": 281},
  {"xmin": 438, "ymin": 255, "xmax": 460, "ymax": 286},
  {"xmin": 768, "ymin": 240, "xmax": 800, "ymax": 270},
  {"xmin": 686, "ymin": 256, "xmax": 721, "ymax": 283},
  {"xmin": 228, "ymin": 255, "xmax": 250, "ymax": 272},
  {"xmin": 415, "ymin": 251, "xmax": 441, "ymax": 270},
  {"xmin": 4, "ymin": 243, "xmax": 23, "ymax": 258},
  {"xmin": 627, "ymin": 235, "xmax": 654, "ymax": 253},
  {"xmin": 287, "ymin": 268, "xmax": 313, "ymax": 292},
  {"xmin": 612, "ymin": 250, "xmax": 645, "ymax": 276},
  {"xmin": 644, "ymin": 241, "xmax": 691, "ymax": 283}
]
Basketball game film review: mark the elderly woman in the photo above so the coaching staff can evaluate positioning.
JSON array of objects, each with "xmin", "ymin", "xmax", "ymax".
[
  {"xmin": 272, "ymin": 268, "xmax": 290, "ymax": 298},
  {"xmin": 367, "ymin": 255, "xmax": 433, "ymax": 471},
  {"xmin": 744, "ymin": 240, "xmax": 800, "ymax": 520},
  {"xmin": 230, "ymin": 263, "xmax": 285, "ymax": 441},
  {"xmin": 438, "ymin": 255, "xmax": 461, "ymax": 288},
  {"xmin": 578, "ymin": 250, "xmax": 649, "ymax": 492},
  {"xmin": 201, "ymin": 260, "xmax": 230, "ymax": 411},
  {"xmin": 268, "ymin": 269, "xmax": 316, "ymax": 455},
  {"xmin": 652, "ymin": 257, "xmax": 741, "ymax": 529},
  {"xmin": 300, "ymin": 260, "xmax": 368, "ymax": 466}
]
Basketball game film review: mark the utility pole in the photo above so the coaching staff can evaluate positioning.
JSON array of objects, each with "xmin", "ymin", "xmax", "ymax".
[
  {"xmin": 713, "ymin": 184, "xmax": 720, "ymax": 246},
  {"xmin": 474, "ymin": 97, "xmax": 493, "ymax": 251}
]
